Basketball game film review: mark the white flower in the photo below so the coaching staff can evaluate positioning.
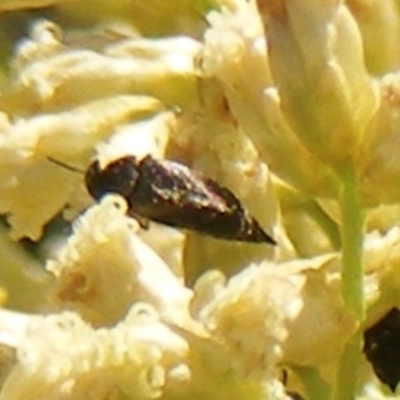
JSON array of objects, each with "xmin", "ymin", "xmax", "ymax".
[
  {"xmin": 47, "ymin": 195, "xmax": 196, "ymax": 329},
  {"xmin": 0, "ymin": 305, "xmax": 189, "ymax": 400},
  {"xmin": 1, "ymin": 0, "xmax": 400, "ymax": 398}
]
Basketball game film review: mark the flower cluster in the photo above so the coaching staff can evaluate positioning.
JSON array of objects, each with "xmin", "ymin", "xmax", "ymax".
[{"xmin": 0, "ymin": 0, "xmax": 399, "ymax": 399}]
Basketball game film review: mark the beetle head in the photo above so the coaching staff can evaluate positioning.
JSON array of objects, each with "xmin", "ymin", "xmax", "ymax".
[{"xmin": 85, "ymin": 156, "xmax": 140, "ymax": 200}]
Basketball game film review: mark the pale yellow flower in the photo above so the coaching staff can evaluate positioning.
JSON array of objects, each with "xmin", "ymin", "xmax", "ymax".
[{"xmin": 1, "ymin": 0, "xmax": 400, "ymax": 399}]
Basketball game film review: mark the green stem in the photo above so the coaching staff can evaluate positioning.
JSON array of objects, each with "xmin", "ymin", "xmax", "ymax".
[
  {"xmin": 339, "ymin": 171, "xmax": 365, "ymax": 319},
  {"xmin": 333, "ymin": 169, "xmax": 365, "ymax": 400},
  {"xmin": 333, "ymin": 332, "xmax": 363, "ymax": 400},
  {"xmin": 294, "ymin": 366, "xmax": 331, "ymax": 400}
]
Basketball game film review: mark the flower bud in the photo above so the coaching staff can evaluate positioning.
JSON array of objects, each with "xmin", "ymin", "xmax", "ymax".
[
  {"xmin": 359, "ymin": 73, "xmax": 400, "ymax": 206},
  {"xmin": 202, "ymin": 0, "xmax": 338, "ymax": 197},
  {"xmin": 347, "ymin": 0, "xmax": 400, "ymax": 75},
  {"xmin": 258, "ymin": 0, "xmax": 378, "ymax": 169}
]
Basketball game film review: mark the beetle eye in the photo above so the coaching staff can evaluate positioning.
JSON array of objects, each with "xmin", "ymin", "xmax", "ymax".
[{"xmin": 85, "ymin": 156, "xmax": 139, "ymax": 200}]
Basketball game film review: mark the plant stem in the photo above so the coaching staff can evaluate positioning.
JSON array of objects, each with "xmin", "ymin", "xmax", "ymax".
[
  {"xmin": 333, "ymin": 332, "xmax": 363, "ymax": 400},
  {"xmin": 294, "ymin": 366, "xmax": 331, "ymax": 400},
  {"xmin": 333, "ymin": 168, "xmax": 365, "ymax": 400},
  {"xmin": 339, "ymin": 170, "xmax": 365, "ymax": 319}
]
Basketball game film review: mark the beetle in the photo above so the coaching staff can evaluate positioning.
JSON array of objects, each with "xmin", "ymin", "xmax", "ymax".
[
  {"xmin": 84, "ymin": 155, "xmax": 276, "ymax": 244},
  {"xmin": 364, "ymin": 308, "xmax": 400, "ymax": 392}
]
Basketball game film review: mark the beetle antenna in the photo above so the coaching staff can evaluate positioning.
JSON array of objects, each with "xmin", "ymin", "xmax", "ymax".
[{"xmin": 47, "ymin": 157, "xmax": 85, "ymax": 174}]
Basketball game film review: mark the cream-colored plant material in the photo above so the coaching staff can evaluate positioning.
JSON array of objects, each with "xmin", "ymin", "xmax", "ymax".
[{"xmin": 0, "ymin": 0, "xmax": 399, "ymax": 399}]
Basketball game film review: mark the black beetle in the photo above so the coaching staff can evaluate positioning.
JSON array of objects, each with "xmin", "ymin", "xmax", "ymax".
[
  {"xmin": 84, "ymin": 155, "xmax": 276, "ymax": 244},
  {"xmin": 364, "ymin": 308, "xmax": 400, "ymax": 392}
]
